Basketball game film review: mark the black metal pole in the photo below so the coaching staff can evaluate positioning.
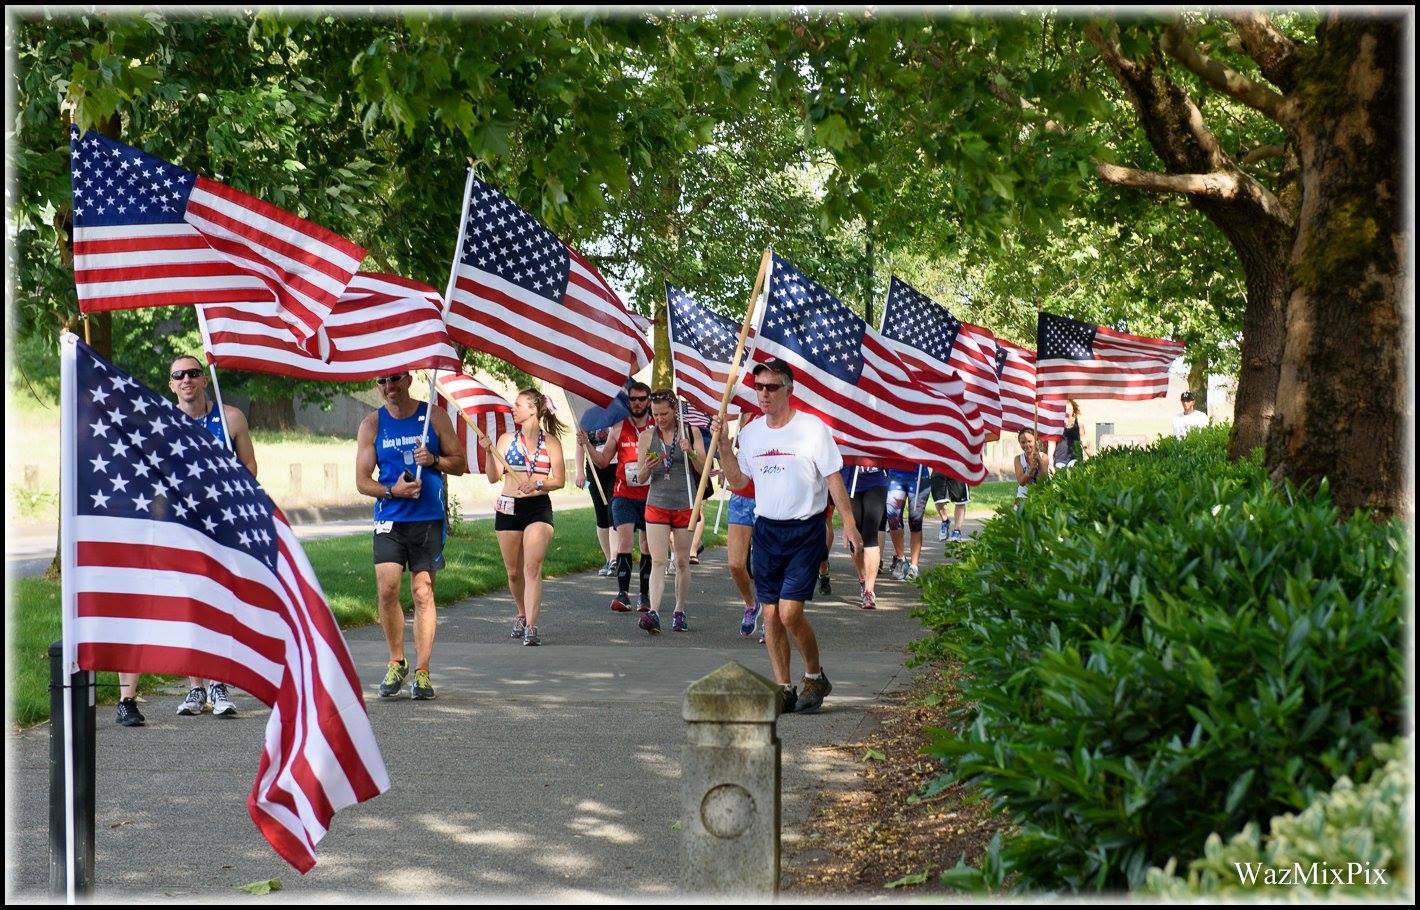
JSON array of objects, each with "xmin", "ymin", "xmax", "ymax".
[{"xmin": 49, "ymin": 640, "xmax": 96, "ymax": 897}]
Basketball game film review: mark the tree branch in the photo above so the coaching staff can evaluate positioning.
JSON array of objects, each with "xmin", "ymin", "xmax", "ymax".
[
  {"xmin": 1240, "ymin": 143, "xmax": 1287, "ymax": 165},
  {"xmin": 1160, "ymin": 23, "xmax": 1287, "ymax": 122},
  {"xmin": 1094, "ymin": 163, "xmax": 1241, "ymax": 198},
  {"xmin": 1226, "ymin": 12, "xmax": 1300, "ymax": 91}
]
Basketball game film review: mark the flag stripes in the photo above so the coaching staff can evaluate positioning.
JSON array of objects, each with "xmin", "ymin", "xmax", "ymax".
[{"xmin": 433, "ymin": 373, "xmax": 516, "ymax": 474}]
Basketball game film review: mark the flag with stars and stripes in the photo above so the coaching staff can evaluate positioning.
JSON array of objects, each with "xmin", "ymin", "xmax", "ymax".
[
  {"xmin": 1036, "ymin": 312, "xmax": 1184, "ymax": 400},
  {"xmin": 665, "ymin": 283, "xmax": 760, "ymax": 418},
  {"xmin": 745, "ymin": 255, "xmax": 986, "ymax": 482},
  {"xmin": 198, "ymin": 272, "xmax": 461, "ymax": 380},
  {"xmin": 996, "ymin": 338, "xmax": 1068, "ymax": 441},
  {"xmin": 432, "ymin": 372, "xmax": 516, "ymax": 474},
  {"xmin": 878, "ymin": 276, "xmax": 1003, "ymax": 438},
  {"xmin": 58, "ymin": 334, "xmax": 388, "ymax": 873},
  {"xmin": 444, "ymin": 177, "xmax": 652, "ymax": 407},
  {"xmin": 68, "ymin": 126, "xmax": 365, "ymax": 343}
]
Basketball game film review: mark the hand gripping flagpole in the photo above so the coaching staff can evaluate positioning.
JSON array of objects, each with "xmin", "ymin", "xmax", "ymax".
[
  {"xmin": 195, "ymin": 306, "xmax": 233, "ymax": 450},
  {"xmin": 689, "ymin": 249, "xmax": 772, "ymax": 523},
  {"xmin": 568, "ymin": 395, "xmax": 610, "ymax": 505},
  {"xmin": 419, "ymin": 165, "xmax": 479, "ymax": 484}
]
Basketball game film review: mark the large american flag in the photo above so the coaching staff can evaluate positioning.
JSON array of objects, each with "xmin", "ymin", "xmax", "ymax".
[
  {"xmin": 665, "ymin": 283, "xmax": 760, "ymax": 418},
  {"xmin": 747, "ymin": 255, "xmax": 986, "ymax": 481},
  {"xmin": 879, "ymin": 276, "xmax": 1002, "ymax": 437},
  {"xmin": 996, "ymin": 339, "xmax": 1068, "ymax": 441},
  {"xmin": 68, "ymin": 126, "xmax": 365, "ymax": 342},
  {"xmin": 59, "ymin": 335, "xmax": 388, "ymax": 872},
  {"xmin": 1036, "ymin": 312, "xmax": 1184, "ymax": 400},
  {"xmin": 198, "ymin": 272, "xmax": 461, "ymax": 380},
  {"xmin": 432, "ymin": 372, "xmax": 516, "ymax": 474},
  {"xmin": 444, "ymin": 177, "xmax": 652, "ymax": 407}
]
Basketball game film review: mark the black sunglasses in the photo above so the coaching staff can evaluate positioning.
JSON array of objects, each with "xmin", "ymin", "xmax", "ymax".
[
  {"xmin": 170, "ymin": 368, "xmax": 204, "ymax": 380},
  {"xmin": 752, "ymin": 382, "xmax": 786, "ymax": 392},
  {"xmin": 376, "ymin": 373, "xmax": 408, "ymax": 385},
  {"xmin": 628, "ymin": 394, "xmax": 650, "ymax": 402}
]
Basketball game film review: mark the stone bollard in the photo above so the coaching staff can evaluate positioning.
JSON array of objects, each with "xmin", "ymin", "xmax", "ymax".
[
  {"xmin": 324, "ymin": 463, "xmax": 339, "ymax": 497},
  {"xmin": 682, "ymin": 660, "xmax": 781, "ymax": 897},
  {"xmin": 289, "ymin": 463, "xmax": 302, "ymax": 495}
]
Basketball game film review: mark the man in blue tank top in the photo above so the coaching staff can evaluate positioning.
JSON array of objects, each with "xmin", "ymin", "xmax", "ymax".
[
  {"xmin": 355, "ymin": 371, "xmax": 466, "ymax": 701},
  {"xmin": 113, "ymin": 355, "xmax": 259, "ymax": 727}
]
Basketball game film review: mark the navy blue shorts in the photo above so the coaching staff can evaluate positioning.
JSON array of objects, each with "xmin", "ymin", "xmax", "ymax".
[
  {"xmin": 610, "ymin": 495, "xmax": 647, "ymax": 531},
  {"xmin": 751, "ymin": 514, "xmax": 829, "ymax": 606}
]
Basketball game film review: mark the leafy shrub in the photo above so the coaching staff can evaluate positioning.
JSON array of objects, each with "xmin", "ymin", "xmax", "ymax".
[
  {"xmin": 914, "ymin": 427, "xmax": 1406, "ymax": 892},
  {"xmin": 1145, "ymin": 738, "xmax": 1411, "ymax": 899}
]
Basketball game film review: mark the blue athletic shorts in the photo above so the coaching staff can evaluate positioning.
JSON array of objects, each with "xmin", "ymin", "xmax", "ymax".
[
  {"xmin": 752, "ymin": 514, "xmax": 829, "ymax": 605},
  {"xmin": 728, "ymin": 493, "xmax": 756, "ymax": 527},
  {"xmin": 610, "ymin": 495, "xmax": 646, "ymax": 531}
]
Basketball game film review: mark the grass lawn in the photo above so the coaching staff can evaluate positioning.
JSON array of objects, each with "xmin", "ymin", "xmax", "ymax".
[{"xmin": 9, "ymin": 506, "xmax": 723, "ymax": 727}]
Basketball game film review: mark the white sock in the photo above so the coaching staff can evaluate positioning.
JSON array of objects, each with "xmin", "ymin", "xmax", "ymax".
[{"xmin": 804, "ymin": 671, "xmax": 824, "ymax": 680}]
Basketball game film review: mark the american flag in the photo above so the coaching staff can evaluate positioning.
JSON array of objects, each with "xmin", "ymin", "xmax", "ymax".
[
  {"xmin": 69, "ymin": 126, "xmax": 365, "ymax": 342},
  {"xmin": 199, "ymin": 272, "xmax": 461, "ymax": 380},
  {"xmin": 747, "ymin": 255, "xmax": 986, "ymax": 481},
  {"xmin": 433, "ymin": 372, "xmax": 516, "ymax": 473},
  {"xmin": 996, "ymin": 339, "xmax": 1068, "ymax": 441},
  {"xmin": 679, "ymin": 399, "xmax": 711, "ymax": 429},
  {"xmin": 1036, "ymin": 312, "xmax": 1184, "ymax": 400},
  {"xmin": 665, "ymin": 283, "xmax": 760, "ymax": 418},
  {"xmin": 444, "ymin": 177, "xmax": 652, "ymax": 407},
  {"xmin": 879, "ymin": 276, "xmax": 1002, "ymax": 437},
  {"xmin": 59, "ymin": 334, "xmax": 388, "ymax": 872}
]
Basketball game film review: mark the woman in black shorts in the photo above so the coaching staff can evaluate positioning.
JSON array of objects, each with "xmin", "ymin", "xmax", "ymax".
[
  {"xmin": 479, "ymin": 388, "xmax": 566, "ymax": 646},
  {"xmin": 575, "ymin": 426, "xmax": 618, "ymax": 575}
]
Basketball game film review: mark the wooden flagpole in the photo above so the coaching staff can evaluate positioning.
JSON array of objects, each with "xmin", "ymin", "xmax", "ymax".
[
  {"xmin": 430, "ymin": 372, "xmax": 528, "ymax": 484},
  {"xmin": 688, "ymin": 249, "xmax": 771, "ymax": 522}
]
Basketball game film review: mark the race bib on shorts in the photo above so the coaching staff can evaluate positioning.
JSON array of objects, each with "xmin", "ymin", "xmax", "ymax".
[
  {"xmin": 495, "ymin": 495, "xmax": 516, "ymax": 515},
  {"xmin": 374, "ymin": 520, "xmax": 394, "ymax": 535}
]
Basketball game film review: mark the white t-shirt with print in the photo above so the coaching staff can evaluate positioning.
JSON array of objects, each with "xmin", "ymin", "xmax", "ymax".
[
  {"xmin": 1172, "ymin": 409, "xmax": 1210, "ymax": 439},
  {"xmin": 735, "ymin": 411, "xmax": 844, "ymax": 521}
]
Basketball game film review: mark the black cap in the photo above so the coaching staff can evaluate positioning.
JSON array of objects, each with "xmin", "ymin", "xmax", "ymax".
[
  {"xmin": 752, "ymin": 359, "xmax": 794, "ymax": 383},
  {"xmin": 1180, "ymin": 390, "xmax": 1196, "ymax": 401}
]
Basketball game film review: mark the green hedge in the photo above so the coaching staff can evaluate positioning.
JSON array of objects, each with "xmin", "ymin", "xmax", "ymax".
[{"xmin": 914, "ymin": 427, "xmax": 1407, "ymax": 892}]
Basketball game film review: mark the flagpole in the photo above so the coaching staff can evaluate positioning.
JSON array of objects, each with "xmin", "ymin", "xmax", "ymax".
[
  {"xmin": 689, "ymin": 248, "xmax": 771, "ymax": 522},
  {"xmin": 59, "ymin": 333, "xmax": 78, "ymax": 904},
  {"xmin": 664, "ymin": 286, "xmax": 697, "ymax": 510},
  {"xmin": 195, "ymin": 307, "xmax": 233, "ymax": 450},
  {"xmin": 566, "ymin": 395, "xmax": 610, "ymax": 504},
  {"xmin": 435, "ymin": 373, "xmax": 528, "ymax": 484}
]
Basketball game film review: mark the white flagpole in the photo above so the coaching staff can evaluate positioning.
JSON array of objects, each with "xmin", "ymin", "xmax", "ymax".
[
  {"xmin": 664, "ymin": 292, "xmax": 698, "ymax": 508},
  {"xmin": 59, "ymin": 332, "xmax": 79, "ymax": 904},
  {"xmin": 195, "ymin": 307, "xmax": 232, "ymax": 451},
  {"xmin": 850, "ymin": 466, "xmax": 860, "ymax": 497}
]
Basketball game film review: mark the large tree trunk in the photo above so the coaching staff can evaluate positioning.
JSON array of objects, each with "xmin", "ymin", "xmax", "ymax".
[
  {"xmin": 248, "ymin": 395, "xmax": 297, "ymax": 430},
  {"xmin": 1268, "ymin": 17, "xmax": 1407, "ymax": 520}
]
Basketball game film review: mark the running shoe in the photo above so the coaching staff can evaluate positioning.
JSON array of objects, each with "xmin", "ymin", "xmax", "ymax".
[
  {"xmin": 672, "ymin": 611, "xmax": 688, "ymax": 632},
  {"xmin": 887, "ymin": 555, "xmax": 902, "ymax": 577},
  {"xmin": 209, "ymin": 682, "xmax": 236, "ymax": 717},
  {"xmin": 795, "ymin": 671, "xmax": 833, "ymax": 714},
  {"xmin": 757, "ymin": 625, "xmax": 766, "ymax": 645},
  {"xmin": 638, "ymin": 593, "xmax": 652, "ymax": 613},
  {"xmin": 862, "ymin": 589, "xmax": 877, "ymax": 610},
  {"xmin": 891, "ymin": 559, "xmax": 909, "ymax": 581},
  {"xmin": 858, "ymin": 578, "xmax": 867, "ymax": 602},
  {"xmin": 905, "ymin": 563, "xmax": 921, "ymax": 581},
  {"xmin": 410, "ymin": 668, "xmax": 435, "ymax": 699},
  {"xmin": 666, "ymin": 561, "xmax": 676, "ymax": 576},
  {"xmin": 778, "ymin": 686, "xmax": 798, "ymax": 715},
  {"xmin": 938, "ymin": 520, "xmax": 950, "ymax": 542},
  {"xmin": 610, "ymin": 594, "xmax": 633, "ymax": 613},
  {"xmin": 523, "ymin": 625, "xmax": 541, "ymax": 647},
  {"xmin": 115, "ymin": 698, "xmax": 145, "ymax": 727},
  {"xmin": 512, "ymin": 614, "xmax": 528, "ymax": 639},
  {"xmin": 817, "ymin": 573, "xmax": 831, "ymax": 595},
  {"xmin": 639, "ymin": 609, "xmax": 662, "ymax": 634},
  {"xmin": 740, "ymin": 604, "xmax": 761, "ymax": 637},
  {"xmin": 597, "ymin": 559, "xmax": 616, "ymax": 577},
  {"xmin": 176, "ymin": 686, "xmax": 207, "ymax": 716},
  {"xmin": 688, "ymin": 554, "xmax": 700, "ymax": 566},
  {"xmin": 378, "ymin": 660, "xmax": 409, "ymax": 698},
  {"xmin": 949, "ymin": 529, "xmax": 963, "ymax": 542}
]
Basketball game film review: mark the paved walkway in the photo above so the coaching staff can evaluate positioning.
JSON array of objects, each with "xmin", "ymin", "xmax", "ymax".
[{"xmin": 6, "ymin": 521, "xmax": 973, "ymax": 901}]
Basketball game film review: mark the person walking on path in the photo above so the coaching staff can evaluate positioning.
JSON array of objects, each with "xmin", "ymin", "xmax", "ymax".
[
  {"xmin": 1014, "ymin": 427, "xmax": 1048, "ymax": 509},
  {"xmin": 581, "ymin": 382, "xmax": 655, "ymax": 614},
  {"xmin": 724, "ymin": 413, "xmax": 762, "ymax": 640},
  {"xmin": 356, "ymin": 371, "xmax": 466, "ymax": 700},
  {"xmin": 574, "ymin": 425, "xmax": 618, "ymax": 576},
  {"xmin": 885, "ymin": 466, "xmax": 930, "ymax": 580},
  {"xmin": 1054, "ymin": 399, "xmax": 1090, "ymax": 469},
  {"xmin": 931, "ymin": 469, "xmax": 971, "ymax": 543},
  {"xmin": 633, "ymin": 389, "xmax": 707, "ymax": 634},
  {"xmin": 142, "ymin": 354, "xmax": 258, "ymax": 725},
  {"xmin": 841, "ymin": 464, "xmax": 888, "ymax": 609},
  {"xmin": 480, "ymin": 389, "xmax": 566, "ymax": 646},
  {"xmin": 1172, "ymin": 390, "xmax": 1209, "ymax": 439},
  {"xmin": 712, "ymin": 359, "xmax": 862, "ymax": 715}
]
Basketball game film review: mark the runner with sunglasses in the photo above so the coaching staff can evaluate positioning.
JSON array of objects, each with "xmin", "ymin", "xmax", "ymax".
[
  {"xmin": 356, "ymin": 371, "xmax": 466, "ymax": 700},
  {"xmin": 580, "ymin": 381, "xmax": 655, "ymax": 615},
  {"xmin": 115, "ymin": 355, "xmax": 259, "ymax": 726}
]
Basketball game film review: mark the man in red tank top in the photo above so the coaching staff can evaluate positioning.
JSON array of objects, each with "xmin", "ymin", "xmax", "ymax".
[{"xmin": 581, "ymin": 381, "xmax": 655, "ymax": 612}]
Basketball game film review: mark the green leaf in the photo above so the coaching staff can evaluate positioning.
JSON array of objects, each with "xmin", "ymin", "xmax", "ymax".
[
  {"xmin": 863, "ymin": 748, "xmax": 887, "ymax": 763},
  {"xmin": 814, "ymin": 113, "xmax": 851, "ymax": 152},
  {"xmin": 239, "ymin": 879, "xmax": 282, "ymax": 895},
  {"xmin": 1224, "ymin": 768, "xmax": 1255, "ymax": 815},
  {"xmin": 884, "ymin": 870, "xmax": 930, "ymax": 889}
]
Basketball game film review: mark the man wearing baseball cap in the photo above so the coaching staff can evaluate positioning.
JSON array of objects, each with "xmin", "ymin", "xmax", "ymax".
[{"xmin": 1172, "ymin": 390, "xmax": 1210, "ymax": 439}]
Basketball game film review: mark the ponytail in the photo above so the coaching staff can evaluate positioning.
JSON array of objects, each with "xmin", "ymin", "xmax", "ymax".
[{"xmin": 518, "ymin": 388, "xmax": 567, "ymax": 439}]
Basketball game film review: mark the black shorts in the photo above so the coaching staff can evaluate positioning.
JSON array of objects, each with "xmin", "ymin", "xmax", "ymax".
[
  {"xmin": 374, "ymin": 519, "xmax": 445, "ymax": 573},
  {"xmin": 586, "ymin": 463, "xmax": 617, "ymax": 529},
  {"xmin": 931, "ymin": 473, "xmax": 970, "ymax": 505},
  {"xmin": 494, "ymin": 494, "xmax": 555, "ymax": 533}
]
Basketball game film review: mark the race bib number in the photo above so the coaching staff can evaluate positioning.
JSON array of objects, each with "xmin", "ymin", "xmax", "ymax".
[
  {"xmin": 624, "ymin": 462, "xmax": 644, "ymax": 486},
  {"xmin": 374, "ymin": 520, "xmax": 394, "ymax": 535},
  {"xmin": 495, "ymin": 495, "xmax": 516, "ymax": 515}
]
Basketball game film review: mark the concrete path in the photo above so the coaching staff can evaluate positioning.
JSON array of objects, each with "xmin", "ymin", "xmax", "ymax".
[{"xmin": 5, "ymin": 521, "xmax": 974, "ymax": 902}]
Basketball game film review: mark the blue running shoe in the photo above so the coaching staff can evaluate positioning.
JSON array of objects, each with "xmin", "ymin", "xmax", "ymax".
[
  {"xmin": 639, "ymin": 609, "xmax": 661, "ymax": 634},
  {"xmin": 740, "ymin": 604, "xmax": 760, "ymax": 637}
]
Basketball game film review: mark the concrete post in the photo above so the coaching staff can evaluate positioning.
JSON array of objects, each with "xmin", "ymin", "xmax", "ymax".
[
  {"xmin": 289, "ymin": 463, "xmax": 302, "ymax": 495},
  {"xmin": 681, "ymin": 660, "xmax": 781, "ymax": 896},
  {"xmin": 324, "ymin": 462, "xmax": 339, "ymax": 497}
]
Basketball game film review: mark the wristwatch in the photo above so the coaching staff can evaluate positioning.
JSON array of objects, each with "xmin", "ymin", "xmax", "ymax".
[
  {"xmin": 383, "ymin": 485, "xmax": 393, "ymax": 500},
  {"xmin": 535, "ymin": 479, "xmax": 545, "ymax": 492}
]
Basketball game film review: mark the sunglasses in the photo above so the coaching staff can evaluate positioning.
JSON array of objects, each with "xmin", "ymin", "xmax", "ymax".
[
  {"xmin": 170, "ymin": 368, "xmax": 204, "ymax": 380},
  {"xmin": 628, "ymin": 395, "xmax": 650, "ymax": 403},
  {"xmin": 375, "ymin": 374, "xmax": 408, "ymax": 385},
  {"xmin": 752, "ymin": 382, "xmax": 786, "ymax": 393}
]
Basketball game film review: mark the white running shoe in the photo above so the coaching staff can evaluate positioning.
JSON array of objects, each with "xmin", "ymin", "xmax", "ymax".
[
  {"xmin": 938, "ymin": 520, "xmax": 951, "ymax": 542},
  {"xmin": 176, "ymin": 686, "xmax": 207, "ymax": 716},
  {"xmin": 208, "ymin": 683, "xmax": 236, "ymax": 717}
]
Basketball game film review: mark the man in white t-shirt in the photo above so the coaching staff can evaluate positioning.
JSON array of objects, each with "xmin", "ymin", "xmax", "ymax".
[
  {"xmin": 1172, "ymin": 390, "xmax": 1210, "ymax": 439},
  {"xmin": 714, "ymin": 359, "xmax": 862, "ymax": 715}
]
